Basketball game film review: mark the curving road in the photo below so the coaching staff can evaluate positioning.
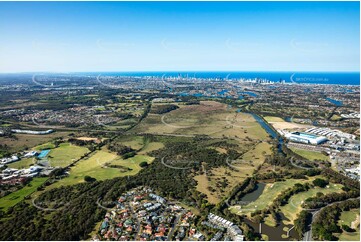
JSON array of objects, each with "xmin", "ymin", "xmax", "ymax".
[{"xmin": 302, "ymin": 197, "xmax": 360, "ymax": 241}]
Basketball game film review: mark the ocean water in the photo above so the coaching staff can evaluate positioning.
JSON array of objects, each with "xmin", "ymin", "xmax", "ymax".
[{"xmin": 91, "ymin": 71, "xmax": 360, "ymax": 86}]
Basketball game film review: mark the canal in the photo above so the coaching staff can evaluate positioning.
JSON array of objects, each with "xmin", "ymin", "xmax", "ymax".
[{"xmin": 249, "ymin": 113, "xmax": 284, "ymax": 153}]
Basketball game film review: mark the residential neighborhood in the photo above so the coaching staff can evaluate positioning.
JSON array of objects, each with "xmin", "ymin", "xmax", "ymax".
[{"xmin": 94, "ymin": 187, "xmax": 244, "ymax": 241}]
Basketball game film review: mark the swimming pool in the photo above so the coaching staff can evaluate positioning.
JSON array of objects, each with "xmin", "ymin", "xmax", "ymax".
[{"xmin": 38, "ymin": 149, "xmax": 50, "ymax": 158}]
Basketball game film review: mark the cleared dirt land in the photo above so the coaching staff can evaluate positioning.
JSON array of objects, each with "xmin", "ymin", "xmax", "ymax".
[{"xmin": 264, "ymin": 116, "xmax": 311, "ymax": 131}]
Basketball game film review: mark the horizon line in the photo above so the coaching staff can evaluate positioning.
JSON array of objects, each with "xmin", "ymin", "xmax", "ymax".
[{"xmin": 0, "ymin": 70, "xmax": 360, "ymax": 74}]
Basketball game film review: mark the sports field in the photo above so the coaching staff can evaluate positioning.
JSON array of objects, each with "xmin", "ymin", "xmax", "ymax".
[
  {"xmin": 47, "ymin": 142, "xmax": 89, "ymax": 167},
  {"xmin": 229, "ymin": 178, "xmax": 312, "ymax": 215},
  {"xmin": 281, "ymin": 183, "xmax": 343, "ymax": 225},
  {"xmin": 7, "ymin": 142, "xmax": 89, "ymax": 169},
  {"xmin": 336, "ymin": 208, "xmax": 360, "ymax": 241},
  {"xmin": 338, "ymin": 209, "xmax": 360, "ymax": 228}
]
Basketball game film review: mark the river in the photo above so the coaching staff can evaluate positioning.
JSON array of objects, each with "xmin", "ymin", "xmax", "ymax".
[
  {"xmin": 249, "ymin": 113, "xmax": 284, "ymax": 153},
  {"xmin": 240, "ymin": 113, "xmax": 300, "ymax": 240}
]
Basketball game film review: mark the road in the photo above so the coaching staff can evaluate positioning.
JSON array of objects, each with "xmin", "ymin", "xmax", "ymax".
[
  {"xmin": 167, "ymin": 210, "xmax": 184, "ymax": 240},
  {"xmin": 302, "ymin": 197, "xmax": 360, "ymax": 241},
  {"xmin": 302, "ymin": 210, "xmax": 318, "ymax": 241},
  {"xmin": 0, "ymin": 118, "xmax": 125, "ymax": 134},
  {"xmin": 129, "ymin": 204, "xmax": 141, "ymax": 240}
]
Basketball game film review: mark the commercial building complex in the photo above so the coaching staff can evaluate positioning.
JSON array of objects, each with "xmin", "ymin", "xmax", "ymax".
[{"xmin": 285, "ymin": 132, "xmax": 327, "ymax": 145}]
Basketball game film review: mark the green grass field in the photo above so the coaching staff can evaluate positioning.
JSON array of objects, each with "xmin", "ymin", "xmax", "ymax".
[
  {"xmin": 338, "ymin": 217, "xmax": 360, "ymax": 241},
  {"xmin": 338, "ymin": 209, "xmax": 360, "ymax": 227},
  {"xmin": 290, "ymin": 148, "xmax": 329, "ymax": 161},
  {"xmin": 109, "ymin": 155, "xmax": 154, "ymax": 176},
  {"xmin": 337, "ymin": 209, "xmax": 360, "ymax": 241},
  {"xmin": 0, "ymin": 177, "xmax": 48, "ymax": 211},
  {"xmin": 112, "ymin": 136, "xmax": 164, "ymax": 155},
  {"xmin": 230, "ymin": 178, "xmax": 313, "ymax": 216},
  {"xmin": 8, "ymin": 142, "xmax": 89, "ymax": 169},
  {"xmin": 34, "ymin": 142, "xmax": 56, "ymax": 151},
  {"xmin": 138, "ymin": 141, "xmax": 164, "ymax": 155},
  {"xmin": 116, "ymin": 136, "xmax": 145, "ymax": 150},
  {"xmin": 7, "ymin": 157, "xmax": 36, "ymax": 169},
  {"xmin": 338, "ymin": 232, "xmax": 360, "ymax": 241},
  {"xmin": 47, "ymin": 142, "xmax": 89, "ymax": 167},
  {"xmin": 45, "ymin": 149, "xmax": 154, "ymax": 189},
  {"xmin": 264, "ymin": 215, "xmax": 278, "ymax": 227},
  {"xmin": 281, "ymin": 183, "xmax": 344, "ymax": 225}
]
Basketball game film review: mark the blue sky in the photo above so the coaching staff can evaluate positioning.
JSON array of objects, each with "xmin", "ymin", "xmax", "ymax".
[{"xmin": 0, "ymin": 1, "xmax": 359, "ymax": 72}]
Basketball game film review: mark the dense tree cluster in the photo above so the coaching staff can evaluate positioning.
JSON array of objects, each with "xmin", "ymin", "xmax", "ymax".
[
  {"xmin": 321, "ymin": 168, "xmax": 360, "ymax": 190},
  {"xmin": 0, "ymin": 178, "xmax": 129, "ymax": 240},
  {"xmin": 84, "ymin": 175, "xmax": 96, "ymax": 182},
  {"xmin": 0, "ymin": 144, "xmax": 11, "ymax": 158},
  {"xmin": 107, "ymin": 143, "xmax": 135, "ymax": 156},
  {"xmin": 312, "ymin": 198, "xmax": 359, "ymax": 240},
  {"xmin": 273, "ymin": 183, "xmax": 311, "ymax": 207},
  {"xmin": 303, "ymin": 190, "xmax": 359, "ymax": 209},
  {"xmin": 139, "ymin": 161, "xmax": 148, "ymax": 167},
  {"xmin": 312, "ymin": 178, "xmax": 329, "ymax": 188},
  {"xmin": 150, "ymin": 104, "xmax": 179, "ymax": 114},
  {"xmin": 68, "ymin": 138, "xmax": 95, "ymax": 147},
  {"xmin": 294, "ymin": 211, "xmax": 312, "ymax": 237},
  {"xmin": 225, "ymin": 178, "xmax": 257, "ymax": 207}
]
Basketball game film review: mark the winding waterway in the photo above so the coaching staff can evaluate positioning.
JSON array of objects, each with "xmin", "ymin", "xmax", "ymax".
[
  {"xmin": 240, "ymin": 113, "xmax": 300, "ymax": 240},
  {"xmin": 250, "ymin": 113, "xmax": 284, "ymax": 153}
]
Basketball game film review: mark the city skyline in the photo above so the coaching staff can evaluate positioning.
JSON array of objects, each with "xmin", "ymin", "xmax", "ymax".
[{"xmin": 0, "ymin": 1, "xmax": 359, "ymax": 72}]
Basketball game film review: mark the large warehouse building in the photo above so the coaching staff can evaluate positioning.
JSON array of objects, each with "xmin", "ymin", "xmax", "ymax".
[{"xmin": 285, "ymin": 132, "xmax": 327, "ymax": 145}]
